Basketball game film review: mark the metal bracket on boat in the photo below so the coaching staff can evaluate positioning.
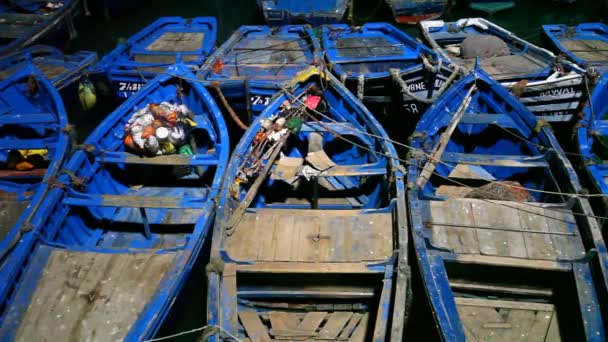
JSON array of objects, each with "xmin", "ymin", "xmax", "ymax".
[{"xmin": 564, "ymin": 248, "xmax": 598, "ymax": 264}]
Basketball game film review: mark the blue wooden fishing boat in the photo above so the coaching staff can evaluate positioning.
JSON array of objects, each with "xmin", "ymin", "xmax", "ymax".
[
  {"xmin": 0, "ymin": 0, "xmax": 80, "ymax": 56},
  {"xmin": 543, "ymin": 23, "xmax": 608, "ymax": 72},
  {"xmin": 201, "ymin": 25, "xmax": 323, "ymax": 122},
  {"xmin": 407, "ymin": 65, "xmax": 608, "ymax": 341},
  {"xmin": 0, "ymin": 64, "xmax": 69, "ymax": 316},
  {"xmin": 0, "ymin": 64, "xmax": 230, "ymax": 341},
  {"xmin": 0, "ymin": 45, "xmax": 96, "ymax": 91},
  {"xmin": 421, "ymin": 18, "xmax": 587, "ymax": 122},
  {"xmin": 577, "ymin": 74, "xmax": 608, "ymax": 216},
  {"xmin": 257, "ymin": 0, "xmax": 348, "ymax": 26},
  {"xmin": 96, "ymin": 16, "xmax": 217, "ymax": 99},
  {"xmin": 206, "ymin": 67, "xmax": 409, "ymax": 341},
  {"xmin": 469, "ymin": 0, "xmax": 516, "ymax": 15},
  {"xmin": 385, "ymin": 0, "xmax": 447, "ymax": 25},
  {"xmin": 322, "ymin": 22, "xmax": 460, "ymax": 120}
]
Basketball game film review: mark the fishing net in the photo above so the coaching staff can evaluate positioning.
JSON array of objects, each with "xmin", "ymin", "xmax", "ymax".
[{"xmin": 460, "ymin": 35, "xmax": 510, "ymax": 59}]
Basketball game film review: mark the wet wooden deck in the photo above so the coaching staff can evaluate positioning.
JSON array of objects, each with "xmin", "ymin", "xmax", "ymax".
[
  {"xmin": 13, "ymin": 247, "xmax": 175, "ymax": 342},
  {"xmin": 450, "ymin": 53, "xmax": 547, "ymax": 80},
  {"xmin": 146, "ymin": 32, "xmax": 204, "ymax": 52},
  {"xmin": 225, "ymin": 209, "xmax": 393, "ymax": 263}
]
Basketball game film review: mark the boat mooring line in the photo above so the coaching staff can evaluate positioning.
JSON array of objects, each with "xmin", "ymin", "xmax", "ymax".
[{"xmin": 429, "ymin": 221, "xmax": 578, "ymax": 236}]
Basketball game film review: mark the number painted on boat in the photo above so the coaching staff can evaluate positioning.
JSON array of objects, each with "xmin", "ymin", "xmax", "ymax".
[
  {"xmin": 403, "ymin": 103, "xmax": 419, "ymax": 115},
  {"xmin": 118, "ymin": 82, "xmax": 145, "ymax": 93},
  {"xmin": 250, "ymin": 95, "xmax": 271, "ymax": 106}
]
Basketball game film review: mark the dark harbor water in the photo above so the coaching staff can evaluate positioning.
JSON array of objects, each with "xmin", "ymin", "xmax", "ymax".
[{"xmin": 62, "ymin": 1, "xmax": 605, "ymax": 341}]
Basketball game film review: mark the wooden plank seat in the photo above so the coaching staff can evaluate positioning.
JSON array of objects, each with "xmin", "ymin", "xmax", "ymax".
[
  {"xmin": 441, "ymin": 151, "xmax": 550, "ymax": 168},
  {"xmin": 96, "ymin": 151, "xmax": 219, "ymax": 166},
  {"xmin": 62, "ymin": 192, "xmax": 204, "ymax": 209},
  {"xmin": 429, "ymin": 198, "xmax": 586, "ymax": 263},
  {"xmin": 225, "ymin": 208, "xmax": 393, "ymax": 263},
  {"xmin": 0, "ymin": 113, "xmax": 57, "ymax": 125}
]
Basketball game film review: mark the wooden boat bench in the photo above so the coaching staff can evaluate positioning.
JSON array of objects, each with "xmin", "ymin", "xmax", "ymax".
[
  {"xmin": 428, "ymin": 198, "xmax": 585, "ymax": 267},
  {"xmin": 224, "ymin": 208, "xmax": 393, "ymax": 263}
]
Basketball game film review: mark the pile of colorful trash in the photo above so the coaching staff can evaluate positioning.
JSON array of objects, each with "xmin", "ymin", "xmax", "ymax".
[{"xmin": 123, "ymin": 102, "xmax": 197, "ymax": 156}]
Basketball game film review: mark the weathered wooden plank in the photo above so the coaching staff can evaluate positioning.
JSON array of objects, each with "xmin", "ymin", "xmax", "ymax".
[
  {"xmin": 15, "ymin": 249, "xmax": 175, "ymax": 342},
  {"xmin": 269, "ymin": 311, "xmax": 300, "ymax": 332},
  {"xmin": 274, "ymin": 214, "xmax": 295, "ymax": 261},
  {"xmin": 455, "ymin": 254, "xmax": 568, "ymax": 270},
  {"xmin": 239, "ymin": 311, "xmax": 271, "ymax": 342},
  {"xmin": 338, "ymin": 313, "xmax": 362, "ymax": 340},
  {"xmin": 226, "ymin": 212, "xmax": 258, "ymax": 260},
  {"xmin": 257, "ymin": 213, "xmax": 279, "ymax": 261},
  {"xmin": 431, "ymin": 200, "xmax": 480, "ymax": 254},
  {"xmin": 471, "ymin": 200, "xmax": 527, "ymax": 258},
  {"xmin": 542, "ymin": 208, "xmax": 585, "ymax": 260},
  {"xmin": 316, "ymin": 312, "xmax": 353, "ymax": 340},
  {"xmin": 296, "ymin": 312, "xmax": 327, "ymax": 334},
  {"xmin": 545, "ymin": 311, "xmax": 562, "ymax": 341},
  {"xmin": 456, "ymin": 304, "xmax": 507, "ymax": 341},
  {"xmin": 349, "ymin": 313, "xmax": 369, "ymax": 342},
  {"xmin": 515, "ymin": 202, "xmax": 558, "ymax": 260},
  {"xmin": 455, "ymin": 297, "xmax": 554, "ymax": 311},
  {"xmin": 295, "ymin": 216, "xmax": 321, "ymax": 261},
  {"xmin": 146, "ymin": 32, "xmax": 204, "ymax": 52}
]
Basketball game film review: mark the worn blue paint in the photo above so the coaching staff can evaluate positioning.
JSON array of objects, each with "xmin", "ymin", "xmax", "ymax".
[
  {"xmin": 543, "ymin": 23, "xmax": 608, "ymax": 72},
  {"xmin": 207, "ymin": 68, "xmax": 406, "ymax": 340},
  {"xmin": 385, "ymin": 0, "xmax": 447, "ymax": 24},
  {"xmin": 408, "ymin": 67, "xmax": 608, "ymax": 341},
  {"xmin": 0, "ymin": 64, "xmax": 230, "ymax": 341},
  {"xmin": 0, "ymin": 64, "xmax": 69, "ymax": 317},
  {"xmin": 578, "ymin": 74, "xmax": 608, "ymax": 196},
  {"xmin": 0, "ymin": 0, "xmax": 80, "ymax": 56},
  {"xmin": 256, "ymin": 0, "xmax": 348, "ymax": 26},
  {"xmin": 200, "ymin": 25, "xmax": 322, "ymax": 117},
  {"xmin": 0, "ymin": 45, "xmax": 96, "ymax": 90},
  {"xmin": 322, "ymin": 22, "xmax": 456, "ymax": 117},
  {"xmin": 421, "ymin": 18, "xmax": 586, "ymax": 122},
  {"xmin": 95, "ymin": 17, "xmax": 217, "ymax": 99}
]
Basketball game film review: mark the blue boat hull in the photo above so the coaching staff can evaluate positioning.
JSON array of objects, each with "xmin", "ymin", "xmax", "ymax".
[
  {"xmin": 257, "ymin": 0, "xmax": 348, "ymax": 25},
  {"xmin": 96, "ymin": 16, "xmax": 217, "ymax": 99},
  {"xmin": 0, "ymin": 64, "xmax": 70, "ymax": 320},
  {"xmin": 201, "ymin": 25, "xmax": 323, "ymax": 118},
  {"xmin": 543, "ymin": 23, "xmax": 608, "ymax": 72},
  {"xmin": 0, "ymin": 64, "xmax": 230, "ymax": 341},
  {"xmin": 207, "ymin": 67, "xmax": 409, "ymax": 341},
  {"xmin": 408, "ymin": 67, "xmax": 608, "ymax": 341}
]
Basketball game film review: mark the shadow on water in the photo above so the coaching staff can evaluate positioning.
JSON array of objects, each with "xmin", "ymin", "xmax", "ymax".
[{"xmin": 60, "ymin": 0, "xmax": 605, "ymax": 340}]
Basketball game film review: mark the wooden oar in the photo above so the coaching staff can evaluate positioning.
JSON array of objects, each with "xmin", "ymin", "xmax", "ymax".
[
  {"xmin": 225, "ymin": 134, "xmax": 289, "ymax": 233},
  {"xmin": 416, "ymin": 84, "xmax": 477, "ymax": 189}
]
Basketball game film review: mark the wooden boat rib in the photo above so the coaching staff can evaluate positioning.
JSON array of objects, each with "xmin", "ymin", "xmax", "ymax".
[
  {"xmin": 201, "ymin": 25, "xmax": 323, "ymax": 115},
  {"xmin": 0, "ymin": 64, "xmax": 230, "ymax": 341},
  {"xmin": 0, "ymin": 45, "xmax": 96, "ymax": 90},
  {"xmin": 0, "ymin": 0, "xmax": 80, "ymax": 56},
  {"xmin": 322, "ymin": 22, "xmax": 459, "ymax": 119},
  {"xmin": 256, "ymin": 0, "xmax": 349, "ymax": 26},
  {"xmin": 543, "ymin": 23, "xmax": 608, "ymax": 72},
  {"xmin": 385, "ymin": 0, "xmax": 447, "ymax": 25},
  {"xmin": 421, "ymin": 18, "xmax": 586, "ymax": 122},
  {"xmin": 96, "ymin": 16, "xmax": 217, "ymax": 98},
  {"xmin": 407, "ymin": 65, "xmax": 608, "ymax": 341},
  {"xmin": 207, "ymin": 67, "xmax": 408, "ymax": 341},
  {"xmin": 0, "ymin": 64, "xmax": 69, "ymax": 309}
]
